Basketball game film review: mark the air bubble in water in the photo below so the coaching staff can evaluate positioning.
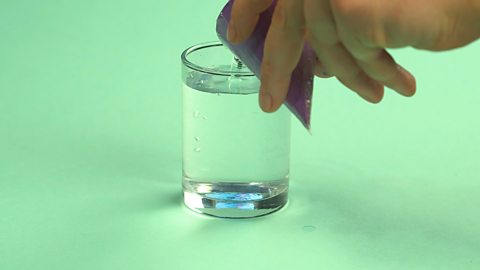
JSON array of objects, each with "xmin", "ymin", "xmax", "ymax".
[
  {"xmin": 194, "ymin": 148, "xmax": 201, "ymax": 152},
  {"xmin": 193, "ymin": 110, "xmax": 200, "ymax": 118}
]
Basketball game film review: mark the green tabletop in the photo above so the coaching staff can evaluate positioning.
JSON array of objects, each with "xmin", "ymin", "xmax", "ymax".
[{"xmin": 1, "ymin": 1, "xmax": 479, "ymax": 269}]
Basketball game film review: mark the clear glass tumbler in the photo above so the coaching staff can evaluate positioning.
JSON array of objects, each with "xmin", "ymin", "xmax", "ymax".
[{"xmin": 181, "ymin": 42, "xmax": 291, "ymax": 218}]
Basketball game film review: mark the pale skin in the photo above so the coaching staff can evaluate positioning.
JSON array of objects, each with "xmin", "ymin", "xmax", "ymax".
[{"xmin": 227, "ymin": 0, "xmax": 480, "ymax": 112}]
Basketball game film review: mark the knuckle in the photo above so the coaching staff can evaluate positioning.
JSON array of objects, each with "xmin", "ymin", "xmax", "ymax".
[
  {"xmin": 331, "ymin": 0, "xmax": 368, "ymax": 19},
  {"xmin": 306, "ymin": 26, "xmax": 339, "ymax": 46},
  {"xmin": 347, "ymin": 68, "xmax": 364, "ymax": 81},
  {"xmin": 331, "ymin": 0, "xmax": 386, "ymax": 46},
  {"xmin": 271, "ymin": 2, "xmax": 287, "ymax": 32},
  {"xmin": 332, "ymin": 0, "xmax": 394, "ymax": 47},
  {"xmin": 271, "ymin": 1, "xmax": 305, "ymax": 34},
  {"xmin": 331, "ymin": 0, "xmax": 375, "ymax": 35}
]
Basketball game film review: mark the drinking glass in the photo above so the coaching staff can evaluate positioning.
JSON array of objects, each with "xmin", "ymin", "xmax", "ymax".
[{"xmin": 181, "ymin": 42, "xmax": 291, "ymax": 218}]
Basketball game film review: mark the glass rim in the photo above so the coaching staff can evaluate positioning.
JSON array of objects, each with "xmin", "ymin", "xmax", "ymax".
[{"xmin": 181, "ymin": 41, "xmax": 255, "ymax": 77}]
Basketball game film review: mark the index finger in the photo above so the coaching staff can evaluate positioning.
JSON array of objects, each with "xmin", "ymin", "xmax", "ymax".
[
  {"xmin": 228, "ymin": 0, "xmax": 273, "ymax": 43},
  {"xmin": 260, "ymin": 0, "xmax": 305, "ymax": 112}
]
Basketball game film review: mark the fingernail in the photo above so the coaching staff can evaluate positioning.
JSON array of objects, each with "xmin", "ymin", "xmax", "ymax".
[
  {"xmin": 259, "ymin": 90, "xmax": 273, "ymax": 112},
  {"xmin": 361, "ymin": 81, "xmax": 384, "ymax": 103},
  {"xmin": 227, "ymin": 22, "xmax": 237, "ymax": 42},
  {"xmin": 397, "ymin": 65, "xmax": 416, "ymax": 96}
]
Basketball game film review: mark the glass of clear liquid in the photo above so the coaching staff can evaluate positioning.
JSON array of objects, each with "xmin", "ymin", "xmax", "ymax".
[{"xmin": 181, "ymin": 42, "xmax": 291, "ymax": 218}]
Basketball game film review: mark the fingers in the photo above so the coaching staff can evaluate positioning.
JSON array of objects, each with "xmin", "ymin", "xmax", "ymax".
[
  {"xmin": 305, "ymin": 0, "xmax": 384, "ymax": 103},
  {"xmin": 259, "ymin": 0, "xmax": 306, "ymax": 112},
  {"xmin": 233, "ymin": 0, "xmax": 416, "ymax": 106},
  {"xmin": 316, "ymin": 42, "xmax": 384, "ymax": 102},
  {"xmin": 337, "ymin": 28, "xmax": 416, "ymax": 96},
  {"xmin": 228, "ymin": 0, "xmax": 273, "ymax": 43}
]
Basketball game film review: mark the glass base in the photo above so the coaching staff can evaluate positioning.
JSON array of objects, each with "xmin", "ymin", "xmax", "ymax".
[{"xmin": 183, "ymin": 177, "xmax": 288, "ymax": 218}]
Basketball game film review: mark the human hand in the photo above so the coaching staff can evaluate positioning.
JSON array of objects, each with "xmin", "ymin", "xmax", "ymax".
[{"xmin": 227, "ymin": 0, "xmax": 480, "ymax": 112}]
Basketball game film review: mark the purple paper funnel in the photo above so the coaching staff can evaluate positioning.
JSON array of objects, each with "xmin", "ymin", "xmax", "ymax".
[{"xmin": 216, "ymin": 0, "xmax": 315, "ymax": 130}]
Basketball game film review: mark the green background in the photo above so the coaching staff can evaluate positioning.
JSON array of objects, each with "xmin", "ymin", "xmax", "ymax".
[{"xmin": 1, "ymin": 1, "xmax": 479, "ymax": 269}]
